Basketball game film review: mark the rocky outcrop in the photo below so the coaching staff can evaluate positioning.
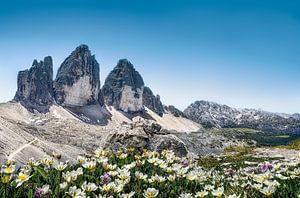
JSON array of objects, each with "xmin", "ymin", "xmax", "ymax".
[
  {"xmin": 143, "ymin": 86, "xmax": 164, "ymax": 116},
  {"xmin": 14, "ymin": 56, "xmax": 54, "ymax": 113},
  {"xmin": 149, "ymin": 134, "xmax": 188, "ymax": 157},
  {"xmin": 102, "ymin": 59, "xmax": 145, "ymax": 113},
  {"xmin": 164, "ymin": 105, "xmax": 186, "ymax": 117},
  {"xmin": 54, "ymin": 44, "xmax": 102, "ymax": 107},
  {"xmin": 184, "ymin": 100, "xmax": 300, "ymax": 133},
  {"xmin": 101, "ymin": 118, "xmax": 188, "ymax": 156}
]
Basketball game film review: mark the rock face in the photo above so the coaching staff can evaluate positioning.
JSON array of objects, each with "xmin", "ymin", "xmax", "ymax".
[
  {"xmin": 143, "ymin": 86, "xmax": 164, "ymax": 116},
  {"xmin": 184, "ymin": 100, "xmax": 300, "ymax": 133},
  {"xmin": 14, "ymin": 56, "xmax": 54, "ymax": 113},
  {"xmin": 164, "ymin": 105, "xmax": 186, "ymax": 117},
  {"xmin": 102, "ymin": 59, "xmax": 145, "ymax": 113},
  {"xmin": 54, "ymin": 45, "xmax": 102, "ymax": 107}
]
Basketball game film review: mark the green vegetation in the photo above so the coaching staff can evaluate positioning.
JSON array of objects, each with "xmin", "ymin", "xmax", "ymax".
[
  {"xmin": 277, "ymin": 137, "xmax": 300, "ymax": 150},
  {"xmin": 1, "ymin": 147, "xmax": 300, "ymax": 197},
  {"xmin": 208, "ymin": 128, "xmax": 300, "ymax": 146}
]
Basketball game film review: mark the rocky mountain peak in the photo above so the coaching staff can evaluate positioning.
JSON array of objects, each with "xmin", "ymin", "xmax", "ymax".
[
  {"xmin": 102, "ymin": 59, "xmax": 145, "ymax": 113},
  {"xmin": 14, "ymin": 56, "xmax": 54, "ymax": 113},
  {"xmin": 70, "ymin": 44, "xmax": 92, "ymax": 58},
  {"xmin": 116, "ymin": 59, "xmax": 134, "ymax": 69},
  {"xmin": 143, "ymin": 86, "xmax": 164, "ymax": 116},
  {"xmin": 54, "ymin": 44, "xmax": 102, "ymax": 107},
  {"xmin": 164, "ymin": 105, "xmax": 185, "ymax": 117}
]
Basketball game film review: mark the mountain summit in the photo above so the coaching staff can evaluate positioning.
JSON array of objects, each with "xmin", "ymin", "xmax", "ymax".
[
  {"xmin": 54, "ymin": 44, "xmax": 103, "ymax": 107},
  {"xmin": 102, "ymin": 59, "xmax": 145, "ymax": 113},
  {"xmin": 14, "ymin": 56, "xmax": 54, "ymax": 113}
]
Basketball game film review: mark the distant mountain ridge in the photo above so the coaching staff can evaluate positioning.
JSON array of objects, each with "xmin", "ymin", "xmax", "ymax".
[{"xmin": 184, "ymin": 100, "xmax": 300, "ymax": 133}]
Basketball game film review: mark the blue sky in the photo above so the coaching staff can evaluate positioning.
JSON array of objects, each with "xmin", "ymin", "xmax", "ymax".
[{"xmin": 0, "ymin": 0, "xmax": 300, "ymax": 113}]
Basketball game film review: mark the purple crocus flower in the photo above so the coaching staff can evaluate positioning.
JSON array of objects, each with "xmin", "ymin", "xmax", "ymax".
[
  {"xmin": 34, "ymin": 188, "xmax": 44, "ymax": 198},
  {"xmin": 180, "ymin": 159, "xmax": 189, "ymax": 167},
  {"xmin": 34, "ymin": 185, "xmax": 52, "ymax": 198},
  {"xmin": 228, "ymin": 168, "xmax": 236, "ymax": 177},
  {"xmin": 260, "ymin": 163, "xmax": 273, "ymax": 173},
  {"xmin": 101, "ymin": 173, "xmax": 111, "ymax": 184}
]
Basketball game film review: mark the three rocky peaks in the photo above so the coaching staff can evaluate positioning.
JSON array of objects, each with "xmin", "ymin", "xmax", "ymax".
[
  {"xmin": 14, "ymin": 44, "xmax": 165, "ymax": 122},
  {"xmin": 14, "ymin": 44, "xmax": 300, "ymax": 133}
]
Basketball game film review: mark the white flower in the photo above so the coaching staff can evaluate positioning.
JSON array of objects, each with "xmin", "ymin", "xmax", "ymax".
[
  {"xmin": 16, "ymin": 172, "xmax": 32, "ymax": 187},
  {"xmin": 259, "ymin": 185, "xmax": 276, "ymax": 197},
  {"xmin": 55, "ymin": 161, "xmax": 68, "ymax": 171},
  {"xmin": 212, "ymin": 187, "xmax": 224, "ymax": 197},
  {"xmin": 204, "ymin": 184, "xmax": 214, "ymax": 191},
  {"xmin": 187, "ymin": 171, "xmax": 198, "ymax": 181},
  {"xmin": 100, "ymin": 182, "xmax": 116, "ymax": 192},
  {"xmin": 81, "ymin": 181, "xmax": 98, "ymax": 192},
  {"xmin": 1, "ymin": 165, "xmax": 16, "ymax": 174},
  {"xmin": 60, "ymin": 182, "xmax": 68, "ymax": 189},
  {"xmin": 41, "ymin": 185, "xmax": 51, "ymax": 194},
  {"xmin": 148, "ymin": 174, "xmax": 166, "ymax": 183},
  {"xmin": 196, "ymin": 190, "xmax": 209, "ymax": 198},
  {"xmin": 135, "ymin": 171, "xmax": 148, "ymax": 180},
  {"xmin": 179, "ymin": 192, "xmax": 194, "ymax": 198},
  {"xmin": 118, "ymin": 169, "xmax": 131, "ymax": 181},
  {"xmin": 82, "ymin": 160, "xmax": 97, "ymax": 171},
  {"xmin": 119, "ymin": 191, "xmax": 135, "ymax": 198},
  {"xmin": 66, "ymin": 186, "xmax": 86, "ymax": 198},
  {"xmin": 143, "ymin": 188, "xmax": 159, "ymax": 198},
  {"xmin": 167, "ymin": 174, "xmax": 176, "ymax": 182},
  {"xmin": 226, "ymin": 194, "xmax": 240, "ymax": 198}
]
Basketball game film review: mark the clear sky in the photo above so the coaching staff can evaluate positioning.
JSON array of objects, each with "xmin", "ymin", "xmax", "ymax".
[{"xmin": 0, "ymin": 0, "xmax": 300, "ymax": 113}]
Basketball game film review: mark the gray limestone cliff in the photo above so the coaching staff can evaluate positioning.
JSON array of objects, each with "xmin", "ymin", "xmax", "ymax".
[
  {"xmin": 102, "ymin": 59, "xmax": 145, "ymax": 113},
  {"xmin": 143, "ymin": 86, "xmax": 164, "ymax": 116},
  {"xmin": 54, "ymin": 44, "xmax": 103, "ymax": 107},
  {"xmin": 14, "ymin": 56, "xmax": 54, "ymax": 113}
]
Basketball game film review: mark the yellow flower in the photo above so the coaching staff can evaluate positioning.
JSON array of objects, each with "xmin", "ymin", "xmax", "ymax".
[
  {"xmin": 128, "ymin": 147, "xmax": 135, "ymax": 154},
  {"xmin": 1, "ymin": 175, "xmax": 12, "ymax": 184},
  {"xmin": 134, "ymin": 155, "xmax": 142, "ymax": 160},
  {"xmin": 5, "ymin": 160, "xmax": 15, "ymax": 166}
]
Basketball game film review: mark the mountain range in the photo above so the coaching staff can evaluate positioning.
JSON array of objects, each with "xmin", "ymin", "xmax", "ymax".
[
  {"xmin": 184, "ymin": 100, "xmax": 300, "ymax": 133},
  {"xmin": 1, "ymin": 44, "xmax": 300, "ymax": 164}
]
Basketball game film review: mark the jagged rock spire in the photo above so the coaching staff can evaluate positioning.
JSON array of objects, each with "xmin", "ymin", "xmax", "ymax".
[
  {"xmin": 14, "ymin": 56, "xmax": 54, "ymax": 113},
  {"xmin": 54, "ymin": 44, "xmax": 103, "ymax": 107},
  {"xmin": 143, "ymin": 86, "xmax": 164, "ymax": 116},
  {"xmin": 102, "ymin": 59, "xmax": 145, "ymax": 113}
]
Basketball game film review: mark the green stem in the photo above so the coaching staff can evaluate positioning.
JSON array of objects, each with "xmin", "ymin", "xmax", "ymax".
[{"xmin": 4, "ymin": 183, "xmax": 6, "ymax": 198}]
